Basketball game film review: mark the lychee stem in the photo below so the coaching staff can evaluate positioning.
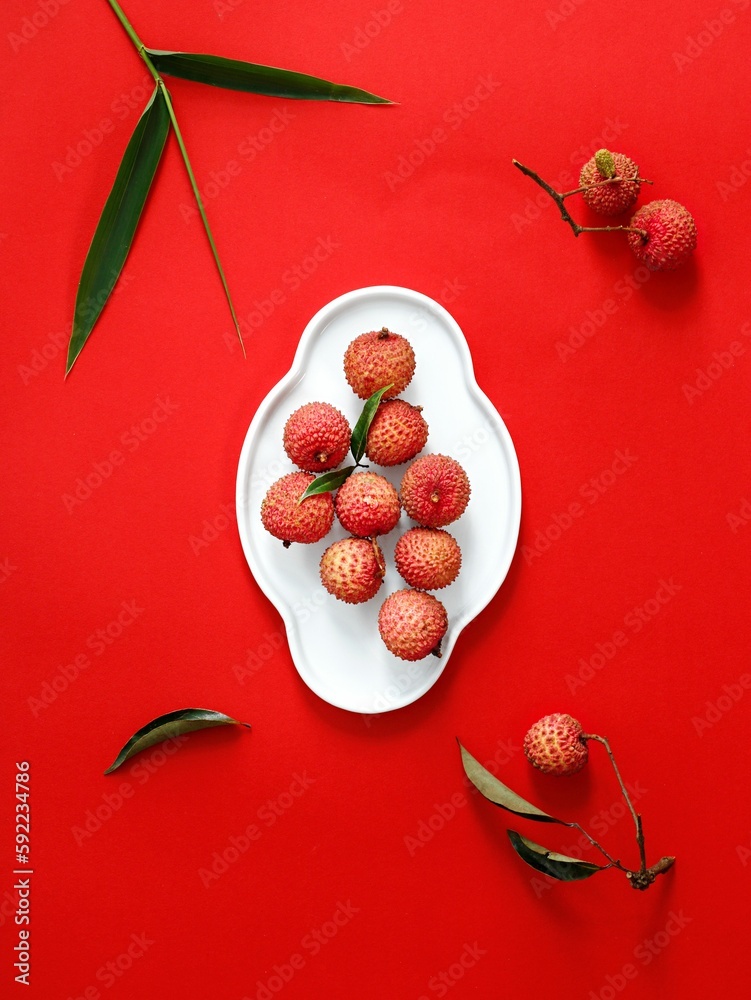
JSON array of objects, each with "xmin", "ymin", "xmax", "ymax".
[
  {"xmin": 558, "ymin": 175, "xmax": 654, "ymax": 200},
  {"xmin": 512, "ymin": 159, "xmax": 649, "ymax": 240}
]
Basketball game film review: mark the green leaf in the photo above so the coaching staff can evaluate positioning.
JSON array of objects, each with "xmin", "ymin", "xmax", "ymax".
[
  {"xmin": 507, "ymin": 830, "xmax": 606, "ymax": 881},
  {"xmin": 299, "ymin": 465, "xmax": 357, "ymax": 502},
  {"xmin": 350, "ymin": 384, "xmax": 394, "ymax": 464},
  {"xmin": 458, "ymin": 741, "xmax": 564, "ymax": 824},
  {"xmin": 146, "ymin": 49, "xmax": 392, "ymax": 104},
  {"xmin": 66, "ymin": 85, "xmax": 170, "ymax": 375},
  {"xmin": 104, "ymin": 708, "xmax": 250, "ymax": 774}
]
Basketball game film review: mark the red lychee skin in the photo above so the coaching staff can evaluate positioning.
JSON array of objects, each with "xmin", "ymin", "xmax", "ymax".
[
  {"xmin": 319, "ymin": 537, "xmax": 385, "ymax": 604},
  {"xmin": 283, "ymin": 402, "xmax": 351, "ymax": 472},
  {"xmin": 366, "ymin": 399, "xmax": 428, "ymax": 466},
  {"xmin": 260, "ymin": 472, "xmax": 334, "ymax": 546},
  {"xmin": 378, "ymin": 588, "xmax": 448, "ymax": 661},
  {"xmin": 394, "ymin": 528, "xmax": 461, "ymax": 590},
  {"xmin": 627, "ymin": 199, "xmax": 697, "ymax": 271},
  {"xmin": 400, "ymin": 454, "xmax": 471, "ymax": 528},
  {"xmin": 579, "ymin": 152, "xmax": 641, "ymax": 216},
  {"xmin": 523, "ymin": 714, "xmax": 588, "ymax": 776},
  {"xmin": 343, "ymin": 328, "xmax": 416, "ymax": 400},
  {"xmin": 335, "ymin": 472, "xmax": 401, "ymax": 538}
]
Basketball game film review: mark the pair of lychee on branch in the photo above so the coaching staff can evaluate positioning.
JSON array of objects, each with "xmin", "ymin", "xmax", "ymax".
[
  {"xmin": 459, "ymin": 713, "xmax": 675, "ymax": 891},
  {"xmin": 514, "ymin": 148, "xmax": 697, "ymax": 271}
]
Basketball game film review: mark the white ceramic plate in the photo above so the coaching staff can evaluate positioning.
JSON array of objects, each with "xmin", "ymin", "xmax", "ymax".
[{"xmin": 236, "ymin": 286, "xmax": 521, "ymax": 714}]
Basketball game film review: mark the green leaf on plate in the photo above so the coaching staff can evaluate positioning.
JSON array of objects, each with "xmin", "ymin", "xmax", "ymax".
[
  {"xmin": 66, "ymin": 85, "xmax": 170, "ymax": 375},
  {"xmin": 458, "ymin": 741, "xmax": 564, "ymax": 824},
  {"xmin": 299, "ymin": 465, "xmax": 357, "ymax": 502},
  {"xmin": 350, "ymin": 384, "xmax": 394, "ymax": 464},
  {"xmin": 145, "ymin": 49, "xmax": 392, "ymax": 104},
  {"xmin": 507, "ymin": 830, "xmax": 606, "ymax": 881},
  {"xmin": 104, "ymin": 708, "xmax": 250, "ymax": 775}
]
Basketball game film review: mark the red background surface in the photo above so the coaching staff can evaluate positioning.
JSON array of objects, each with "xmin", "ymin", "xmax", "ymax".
[{"xmin": 3, "ymin": 1, "xmax": 751, "ymax": 997}]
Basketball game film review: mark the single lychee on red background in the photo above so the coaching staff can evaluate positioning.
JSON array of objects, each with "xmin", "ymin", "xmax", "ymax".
[
  {"xmin": 523, "ymin": 713, "xmax": 588, "ymax": 776},
  {"xmin": 579, "ymin": 148, "xmax": 642, "ymax": 216},
  {"xmin": 627, "ymin": 198, "xmax": 697, "ymax": 271}
]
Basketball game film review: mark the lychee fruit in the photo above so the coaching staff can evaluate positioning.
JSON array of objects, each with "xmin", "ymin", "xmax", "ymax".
[
  {"xmin": 394, "ymin": 528, "xmax": 461, "ymax": 590},
  {"xmin": 579, "ymin": 149, "xmax": 641, "ymax": 216},
  {"xmin": 334, "ymin": 471, "xmax": 401, "ymax": 537},
  {"xmin": 626, "ymin": 199, "xmax": 697, "ymax": 271},
  {"xmin": 320, "ymin": 537, "xmax": 386, "ymax": 604},
  {"xmin": 344, "ymin": 328, "xmax": 416, "ymax": 400},
  {"xmin": 366, "ymin": 399, "xmax": 428, "ymax": 466},
  {"xmin": 523, "ymin": 714, "xmax": 588, "ymax": 776},
  {"xmin": 283, "ymin": 402, "xmax": 351, "ymax": 472},
  {"xmin": 260, "ymin": 472, "xmax": 334, "ymax": 546},
  {"xmin": 378, "ymin": 588, "xmax": 448, "ymax": 661},
  {"xmin": 400, "ymin": 454, "xmax": 471, "ymax": 527}
]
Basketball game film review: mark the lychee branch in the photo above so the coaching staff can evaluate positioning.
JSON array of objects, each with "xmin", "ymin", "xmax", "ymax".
[
  {"xmin": 512, "ymin": 159, "xmax": 649, "ymax": 240},
  {"xmin": 582, "ymin": 732, "xmax": 675, "ymax": 891}
]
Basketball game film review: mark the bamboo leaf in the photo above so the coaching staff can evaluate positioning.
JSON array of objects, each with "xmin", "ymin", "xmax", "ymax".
[
  {"xmin": 104, "ymin": 708, "xmax": 250, "ymax": 774},
  {"xmin": 351, "ymin": 384, "xmax": 394, "ymax": 463},
  {"xmin": 299, "ymin": 465, "xmax": 357, "ymax": 502},
  {"xmin": 66, "ymin": 85, "xmax": 169, "ymax": 375},
  {"xmin": 507, "ymin": 830, "xmax": 606, "ymax": 881},
  {"xmin": 146, "ymin": 49, "xmax": 392, "ymax": 104},
  {"xmin": 458, "ymin": 741, "xmax": 565, "ymax": 824}
]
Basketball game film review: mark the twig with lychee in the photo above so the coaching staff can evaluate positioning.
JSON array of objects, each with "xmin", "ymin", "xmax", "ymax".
[
  {"xmin": 459, "ymin": 713, "xmax": 675, "ymax": 891},
  {"xmin": 513, "ymin": 148, "xmax": 697, "ymax": 271}
]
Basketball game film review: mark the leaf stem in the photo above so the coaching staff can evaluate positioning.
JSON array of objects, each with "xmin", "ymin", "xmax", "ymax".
[
  {"xmin": 104, "ymin": 0, "xmax": 245, "ymax": 353},
  {"xmin": 582, "ymin": 733, "xmax": 646, "ymax": 872}
]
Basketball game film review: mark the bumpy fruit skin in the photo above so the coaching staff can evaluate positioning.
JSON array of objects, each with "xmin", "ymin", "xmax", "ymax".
[
  {"xmin": 319, "ymin": 537, "xmax": 385, "ymax": 604},
  {"xmin": 579, "ymin": 150, "xmax": 641, "ymax": 216},
  {"xmin": 378, "ymin": 588, "xmax": 448, "ymax": 661},
  {"xmin": 343, "ymin": 328, "xmax": 416, "ymax": 400},
  {"xmin": 523, "ymin": 714, "xmax": 588, "ymax": 776},
  {"xmin": 335, "ymin": 472, "xmax": 401, "ymax": 537},
  {"xmin": 626, "ymin": 199, "xmax": 697, "ymax": 271},
  {"xmin": 366, "ymin": 399, "xmax": 428, "ymax": 466},
  {"xmin": 283, "ymin": 402, "xmax": 351, "ymax": 472},
  {"xmin": 394, "ymin": 528, "xmax": 461, "ymax": 590},
  {"xmin": 400, "ymin": 454, "xmax": 471, "ymax": 527},
  {"xmin": 261, "ymin": 472, "xmax": 334, "ymax": 546}
]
